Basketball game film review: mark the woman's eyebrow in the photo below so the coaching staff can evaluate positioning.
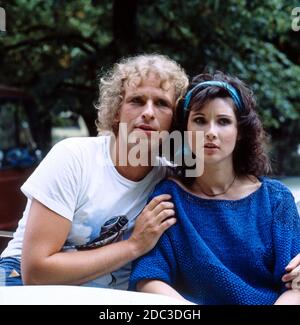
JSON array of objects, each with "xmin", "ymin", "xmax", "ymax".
[
  {"xmin": 190, "ymin": 112, "xmax": 234, "ymax": 117},
  {"xmin": 217, "ymin": 114, "xmax": 234, "ymax": 118},
  {"xmin": 190, "ymin": 112, "xmax": 205, "ymax": 116}
]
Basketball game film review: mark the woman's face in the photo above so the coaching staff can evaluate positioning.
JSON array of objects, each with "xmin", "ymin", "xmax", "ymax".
[{"xmin": 187, "ymin": 97, "xmax": 238, "ymax": 166}]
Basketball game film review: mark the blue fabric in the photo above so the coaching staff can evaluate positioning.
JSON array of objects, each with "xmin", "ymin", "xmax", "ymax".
[
  {"xmin": 0, "ymin": 257, "xmax": 23, "ymax": 286},
  {"xmin": 129, "ymin": 177, "xmax": 300, "ymax": 305},
  {"xmin": 183, "ymin": 81, "xmax": 244, "ymax": 112}
]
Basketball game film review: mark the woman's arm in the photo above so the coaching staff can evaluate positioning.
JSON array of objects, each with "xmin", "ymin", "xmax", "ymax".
[
  {"xmin": 22, "ymin": 195, "xmax": 176, "ymax": 285},
  {"xmin": 137, "ymin": 279, "xmax": 191, "ymax": 303},
  {"xmin": 274, "ymin": 289, "xmax": 300, "ymax": 305}
]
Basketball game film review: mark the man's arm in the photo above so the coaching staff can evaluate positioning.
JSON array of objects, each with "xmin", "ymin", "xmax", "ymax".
[
  {"xmin": 22, "ymin": 195, "xmax": 176, "ymax": 285},
  {"xmin": 282, "ymin": 253, "xmax": 300, "ymax": 290},
  {"xmin": 277, "ymin": 253, "xmax": 300, "ymax": 305}
]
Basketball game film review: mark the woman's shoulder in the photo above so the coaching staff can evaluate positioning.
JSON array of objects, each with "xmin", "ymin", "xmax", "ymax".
[
  {"xmin": 155, "ymin": 176, "xmax": 177, "ymax": 189},
  {"xmin": 151, "ymin": 176, "xmax": 183, "ymax": 194},
  {"xmin": 261, "ymin": 176, "xmax": 293, "ymax": 197},
  {"xmin": 258, "ymin": 177, "xmax": 298, "ymax": 213},
  {"xmin": 261, "ymin": 177, "xmax": 300, "ymax": 229}
]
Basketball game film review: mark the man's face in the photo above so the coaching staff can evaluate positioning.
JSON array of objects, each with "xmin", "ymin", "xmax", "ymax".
[{"xmin": 115, "ymin": 73, "xmax": 176, "ymax": 149}]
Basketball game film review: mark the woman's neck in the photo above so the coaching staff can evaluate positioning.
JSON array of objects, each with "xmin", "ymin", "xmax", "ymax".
[{"xmin": 191, "ymin": 163, "xmax": 236, "ymax": 197}]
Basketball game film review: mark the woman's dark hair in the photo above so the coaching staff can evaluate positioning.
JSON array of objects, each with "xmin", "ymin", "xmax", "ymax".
[{"xmin": 174, "ymin": 71, "xmax": 271, "ymax": 181}]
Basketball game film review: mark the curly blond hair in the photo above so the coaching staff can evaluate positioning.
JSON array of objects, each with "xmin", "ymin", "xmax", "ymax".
[{"xmin": 95, "ymin": 54, "xmax": 188, "ymax": 134}]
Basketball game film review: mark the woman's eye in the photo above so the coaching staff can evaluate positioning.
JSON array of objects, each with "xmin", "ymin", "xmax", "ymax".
[
  {"xmin": 219, "ymin": 118, "xmax": 231, "ymax": 125},
  {"xmin": 194, "ymin": 117, "xmax": 206, "ymax": 124}
]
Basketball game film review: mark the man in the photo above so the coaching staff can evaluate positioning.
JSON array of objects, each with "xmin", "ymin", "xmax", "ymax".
[{"xmin": 0, "ymin": 54, "xmax": 188, "ymax": 289}]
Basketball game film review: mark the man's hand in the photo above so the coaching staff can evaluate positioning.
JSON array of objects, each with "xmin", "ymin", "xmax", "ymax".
[
  {"xmin": 282, "ymin": 254, "xmax": 300, "ymax": 290},
  {"xmin": 128, "ymin": 194, "xmax": 176, "ymax": 256}
]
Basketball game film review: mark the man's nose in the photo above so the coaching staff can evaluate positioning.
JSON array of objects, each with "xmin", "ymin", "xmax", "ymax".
[{"xmin": 142, "ymin": 101, "xmax": 155, "ymax": 120}]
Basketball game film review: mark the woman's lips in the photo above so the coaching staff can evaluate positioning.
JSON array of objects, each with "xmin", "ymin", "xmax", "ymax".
[
  {"xmin": 204, "ymin": 143, "xmax": 219, "ymax": 148},
  {"xmin": 204, "ymin": 143, "xmax": 219, "ymax": 153}
]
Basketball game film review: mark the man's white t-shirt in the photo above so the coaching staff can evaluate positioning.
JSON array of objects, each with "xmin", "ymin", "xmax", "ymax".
[{"xmin": 1, "ymin": 136, "xmax": 168, "ymax": 289}]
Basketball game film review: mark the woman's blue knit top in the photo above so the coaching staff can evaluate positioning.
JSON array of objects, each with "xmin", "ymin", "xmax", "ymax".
[{"xmin": 129, "ymin": 178, "xmax": 300, "ymax": 305}]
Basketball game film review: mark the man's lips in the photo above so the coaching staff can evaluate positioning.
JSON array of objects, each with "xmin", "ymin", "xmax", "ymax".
[{"xmin": 135, "ymin": 125, "xmax": 156, "ymax": 131}]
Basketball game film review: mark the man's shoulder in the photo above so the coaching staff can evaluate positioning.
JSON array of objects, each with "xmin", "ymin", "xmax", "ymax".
[
  {"xmin": 56, "ymin": 136, "xmax": 103, "ymax": 150},
  {"xmin": 53, "ymin": 136, "xmax": 107, "ymax": 160}
]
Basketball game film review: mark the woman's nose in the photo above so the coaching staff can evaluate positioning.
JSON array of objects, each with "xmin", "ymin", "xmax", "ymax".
[{"xmin": 205, "ymin": 123, "xmax": 217, "ymax": 140}]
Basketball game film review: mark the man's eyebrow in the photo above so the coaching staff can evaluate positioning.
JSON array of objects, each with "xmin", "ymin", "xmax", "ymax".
[
  {"xmin": 127, "ymin": 92, "xmax": 142, "ymax": 97},
  {"xmin": 125, "ymin": 93, "xmax": 144, "ymax": 100},
  {"xmin": 126, "ymin": 93, "xmax": 173, "ymax": 106}
]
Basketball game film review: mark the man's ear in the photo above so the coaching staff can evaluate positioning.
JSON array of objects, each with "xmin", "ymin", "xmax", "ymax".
[
  {"xmin": 114, "ymin": 110, "xmax": 120, "ymax": 123},
  {"xmin": 112, "ymin": 111, "xmax": 120, "ymax": 134}
]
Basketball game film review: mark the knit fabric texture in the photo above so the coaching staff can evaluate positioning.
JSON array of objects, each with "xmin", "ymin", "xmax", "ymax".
[{"xmin": 129, "ymin": 177, "xmax": 300, "ymax": 305}]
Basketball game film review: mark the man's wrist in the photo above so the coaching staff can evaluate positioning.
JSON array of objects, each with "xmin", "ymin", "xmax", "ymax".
[{"xmin": 125, "ymin": 238, "xmax": 144, "ymax": 260}]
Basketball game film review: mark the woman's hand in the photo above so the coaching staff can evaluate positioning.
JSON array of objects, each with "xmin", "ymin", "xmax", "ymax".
[
  {"xmin": 128, "ymin": 194, "xmax": 176, "ymax": 256},
  {"xmin": 282, "ymin": 254, "xmax": 300, "ymax": 290}
]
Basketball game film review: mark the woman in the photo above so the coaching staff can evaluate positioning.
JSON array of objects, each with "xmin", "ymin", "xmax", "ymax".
[{"xmin": 129, "ymin": 72, "xmax": 300, "ymax": 304}]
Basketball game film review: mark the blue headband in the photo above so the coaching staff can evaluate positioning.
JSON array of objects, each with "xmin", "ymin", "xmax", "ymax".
[{"xmin": 183, "ymin": 81, "xmax": 244, "ymax": 112}]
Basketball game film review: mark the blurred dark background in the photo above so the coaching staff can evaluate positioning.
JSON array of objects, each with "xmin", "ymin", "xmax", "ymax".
[{"xmin": 0, "ymin": 0, "xmax": 300, "ymax": 175}]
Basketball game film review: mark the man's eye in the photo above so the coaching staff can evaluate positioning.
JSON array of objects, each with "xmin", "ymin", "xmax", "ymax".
[
  {"xmin": 156, "ymin": 99, "xmax": 168, "ymax": 107},
  {"xmin": 130, "ymin": 97, "xmax": 143, "ymax": 104}
]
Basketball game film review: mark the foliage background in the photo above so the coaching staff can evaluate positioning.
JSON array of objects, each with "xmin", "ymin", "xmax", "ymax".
[{"xmin": 0, "ymin": 0, "xmax": 299, "ymax": 175}]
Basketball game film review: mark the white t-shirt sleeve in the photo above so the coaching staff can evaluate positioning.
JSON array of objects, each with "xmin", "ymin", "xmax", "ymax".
[{"xmin": 21, "ymin": 139, "xmax": 82, "ymax": 221}]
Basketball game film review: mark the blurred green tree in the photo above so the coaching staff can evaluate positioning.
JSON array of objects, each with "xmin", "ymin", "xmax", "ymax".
[{"xmin": 0, "ymin": 0, "xmax": 299, "ymax": 174}]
